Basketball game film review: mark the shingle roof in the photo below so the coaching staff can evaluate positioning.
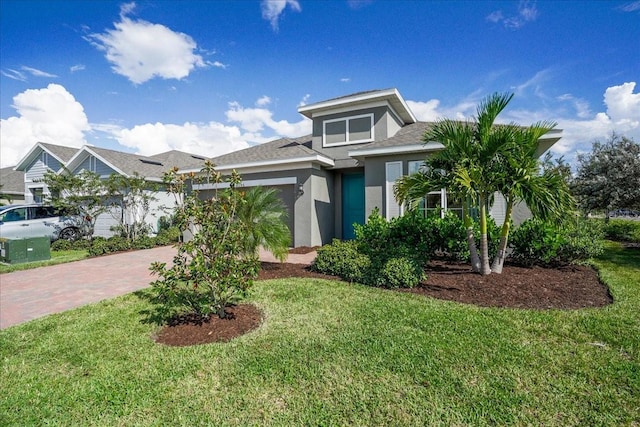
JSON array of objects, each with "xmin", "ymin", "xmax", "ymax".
[
  {"xmin": 0, "ymin": 167, "xmax": 25, "ymax": 194},
  {"xmin": 210, "ymin": 135, "xmax": 323, "ymax": 167},
  {"xmin": 348, "ymin": 121, "xmax": 431, "ymax": 152},
  {"xmin": 39, "ymin": 142, "xmax": 78, "ymax": 163},
  {"xmin": 86, "ymin": 146, "xmax": 207, "ymax": 178}
]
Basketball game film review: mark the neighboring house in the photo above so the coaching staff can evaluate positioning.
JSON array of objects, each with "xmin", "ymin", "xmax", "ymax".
[
  {"xmin": 184, "ymin": 88, "xmax": 561, "ymax": 247},
  {"xmin": 14, "ymin": 143, "xmax": 207, "ymax": 237},
  {"xmin": 0, "ymin": 167, "xmax": 26, "ymax": 205},
  {"xmin": 14, "ymin": 142, "xmax": 78, "ymax": 204}
]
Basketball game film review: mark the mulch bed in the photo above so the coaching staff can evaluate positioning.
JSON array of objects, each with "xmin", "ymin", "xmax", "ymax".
[
  {"xmin": 154, "ymin": 304, "xmax": 263, "ymax": 347},
  {"xmin": 153, "ymin": 259, "xmax": 612, "ymax": 346}
]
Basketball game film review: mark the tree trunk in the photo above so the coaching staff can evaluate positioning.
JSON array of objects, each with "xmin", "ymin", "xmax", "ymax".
[
  {"xmin": 491, "ymin": 200, "xmax": 513, "ymax": 274},
  {"xmin": 479, "ymin": 197, "xmax": 491, "ymax": 275},
  {"xmin": 464, "ymin": 214, "xmax": 481, "ymax": 273}
]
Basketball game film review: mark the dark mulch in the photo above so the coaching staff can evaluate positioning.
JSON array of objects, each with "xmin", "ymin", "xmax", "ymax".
[
  {"xmin": 154, "ymin": 304, "xmax": 263, "ymax": 347},
  {"xmin": 154, "ymin": 259, "xmax": 612, "ymax": 346},
  {"xmin": 406, "ymin": 260, "xmax": 612, "ymax": 310}
]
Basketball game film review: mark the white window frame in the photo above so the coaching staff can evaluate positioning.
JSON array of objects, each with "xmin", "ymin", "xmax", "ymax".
[
  {"xmin": 385, "ymin": 161, "xmax": 403, "ymax": 220},
  {"xmin": 406, "ymin": 160, "xmax": 464, "ymax": 219},
  {"xmin": 322, "ymin": 113, "xmax": 374, "ymax": 147}
]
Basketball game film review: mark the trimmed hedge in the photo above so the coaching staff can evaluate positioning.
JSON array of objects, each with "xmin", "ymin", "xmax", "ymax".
[
  {"xmin": 509, "ymin": 217, "xmax": 604, "ymax": 267},
  {"xmin": 51, "ymin": 226, "xmax": 182, "ymax": 256}
]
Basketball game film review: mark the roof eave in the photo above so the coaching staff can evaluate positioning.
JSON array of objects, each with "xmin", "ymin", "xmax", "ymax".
[
  {"xmin": 298, "ymin": 88, "xmax": 417, "ymax": 124},
  {"xmin": 179, "ymin": 154, "xmax": 335, "ymax": 174},
  {"xmin": 348, "ymin": 142, "xmax": 444, "ymax": 159}
]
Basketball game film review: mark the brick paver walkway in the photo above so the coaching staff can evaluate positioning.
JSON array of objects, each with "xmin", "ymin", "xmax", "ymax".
[{"xmin": 0, "ymin": 246, "xmax": 315, "ymax": 329}]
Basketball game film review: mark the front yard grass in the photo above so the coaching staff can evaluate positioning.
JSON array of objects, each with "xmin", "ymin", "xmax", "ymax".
[
  {"xmin": 0, "ymin": 243, "xmax": 638, "ymax": 426},
  {"xmin": 0, "ymin": 249, "xmax": 88, "ymax": 274}
]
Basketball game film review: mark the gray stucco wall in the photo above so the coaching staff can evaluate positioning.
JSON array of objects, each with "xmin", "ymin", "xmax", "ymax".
[
  {"xmin": 196, "ymin": 168, "xmax": 338, "ymax": 247},
  {"xmin": 362, "ymin": 153, "xmax": 428, "ymax": 219}
]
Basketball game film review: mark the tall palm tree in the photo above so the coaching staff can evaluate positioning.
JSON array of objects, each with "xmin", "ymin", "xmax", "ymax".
[
  {"xmin": 235, "ymin": 186, "xmax": 291, "ymax": 262},
  {"xmin": 397, "ymin": 92, "xmax": 515, "ymax": 275},
  {"xmin": 490, "ymin": 123, "xmax": 575, "ymax": 273},
  {"xmin": 396, "ymin": 92, "xmax": 574, "ymax": 275}
]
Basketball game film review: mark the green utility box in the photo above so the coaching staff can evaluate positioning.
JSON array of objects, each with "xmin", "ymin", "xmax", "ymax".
[{"xmin": 0, "ymin": 237, "xmax": 51, "ymax": 264}]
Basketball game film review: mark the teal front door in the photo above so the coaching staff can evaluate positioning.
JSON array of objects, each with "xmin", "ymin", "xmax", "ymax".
[{"xmin": 342, "ymin": 173, "xmax": 365, "ymax": 240}]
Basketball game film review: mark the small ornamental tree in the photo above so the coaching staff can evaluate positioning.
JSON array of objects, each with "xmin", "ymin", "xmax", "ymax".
[
  {"xmin": 149, "ymin": 162, "xmax": 260, "ymax": 322},
  {"xmin": 42, "ymin": 169, "xmax": 110, "ymax": 240},
  {"xmin": 105, "ymin": 173, "xmax": 158, "ymax": 241}
]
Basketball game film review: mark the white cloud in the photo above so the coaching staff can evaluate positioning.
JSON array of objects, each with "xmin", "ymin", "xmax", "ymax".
[
  {"xmin": 20, "ymin": 66, "xmax": 57, "ymax": 78},
  {"xmin": 406, "ymin": 99, "xmax": 442, "ymax": 122},
  {"xmin": 406, "ymin": 82, "xmax": 640, "ymax": 169},
  {"xmin": 618, "ymin": 1, "xmax": 640, "ymax": 12},
  {"xmin": 87, "ymin": 2, "xmax": 205, "ymax": 84},
  {"xmin": 255, "ymin": 95, "xmax": 272, "ymax": 107},
  {"xmin": 297, "ymin": 94, "xmax": 311, "ymax": 107},
  {"xmin": 407, "ymin": 96, "xmax": 478, "ymax": 122},
  {"xmin": 225, "ymin": 101, "xmax": 311, "ymax": 136},
  {"xmin": 604, "ymin": 82, "xmax": 640, "ymax": 124},
  {"xmin": 340, "ymin": 77, "xmax": 351, "ymax": 83},
  {"xmin": 1, "ymin": 66, "xmax": 58, "ymax": 81},
  {"xmin": 487, "ymin": 0, "xmax": 539, "ymax": 30},
  {"xmin": 210, "ymin": 61, "xmax": 227, "ymax": 69},
  {"xmin": 0, "ymin": 84, "xmax": 90, "ymax": 167},
  {"xmin": 508, "ymin": 82, "xmax": 640, "ymax": 166},
  {"xmin": 114, "ymin": 122, "xmax": 257, "ymax": 158},
  {"xmin": 1, "ymin": 69, "xmax": 27, "ymax": 81},
  {"xmin": 70, "ymin": 64, "xmax": 86, "ymax": 73},
  {"xmin": 100, "ymin": 98, "xmax": 311, "ymax": 159},
  {"xmin": 261, "ymin": 0, "xmax": 301, "ymax": 31}
]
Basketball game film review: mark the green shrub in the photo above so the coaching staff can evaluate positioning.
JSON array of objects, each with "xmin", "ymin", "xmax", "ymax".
[
  {"xmin": 52, "ymin": 238, "xmax": 91, "ymax": 251},
  {"xmin": 312, "ymin": 238, "xmax": 424, "ymax": 289},
  {"xmin": 88, "ymin": 240, "xmax": 109, "ymax": 256},
  {"xmin": 133, "ymin": 236, "xmax": 156, "ymax": 250},
  {"xmin": 510, "ymin": 218, "xmax": 604, "ymax": 267},
  {"xmin": 379, "ymin": 257, "xmax": 425, "ymax": 289},
  {"xmin": 603, "ymin": 219, "xmax": 640, "ymax": 243},
  {"xmin": 431, "ymin": 212, "xmax": 469, "ymax": 261},
  {"xmin": 355, "ymin": 208, "xmax": 433, "ymax": 268},
  {"xmin": 156, "ymin": 226, "xmax": 181, "ymax": 243},
  {"xmin": 105, "ymin": 236, "xmax": 132, "ymax": 252},
  {"xmin": 311, "ymin": 239, "xmax": 367, "ymax": 281},
  {"xmin": 51, "ymin": 239, "xmax": 72, "ymax": 251}
]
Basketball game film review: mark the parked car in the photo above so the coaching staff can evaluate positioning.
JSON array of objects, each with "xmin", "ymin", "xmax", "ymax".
[{"xmin": 0, "ymin": 204, "xmax": 86, "ymax": 241}]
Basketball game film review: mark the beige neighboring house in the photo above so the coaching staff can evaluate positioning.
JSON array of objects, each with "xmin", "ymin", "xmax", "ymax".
[
  {"xmin": 14, "ymin": 142, "xmax": 207, "ymax": 237},
  {"xmin": 0, "ymin": 167, "xmax": 26, "ymax": 205}
]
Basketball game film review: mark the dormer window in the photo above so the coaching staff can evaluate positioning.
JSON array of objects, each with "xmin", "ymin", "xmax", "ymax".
[{"xmin": 323, "ymin": 113, "xmax": 374, "ymax": 147}]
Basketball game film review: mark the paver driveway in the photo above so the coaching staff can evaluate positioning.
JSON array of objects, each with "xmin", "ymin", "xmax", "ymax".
[{"xmin": 0, "ymin": 246, "xmax": 315, "ymax": 329}]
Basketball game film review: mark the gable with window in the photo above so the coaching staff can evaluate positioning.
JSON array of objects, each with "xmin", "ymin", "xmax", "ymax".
[{"xmin": 323, "ymin": 113, "xmax": 374, "ymax": 147}]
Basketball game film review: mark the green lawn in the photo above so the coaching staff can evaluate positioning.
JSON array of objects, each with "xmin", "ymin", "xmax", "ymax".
[
  {"xmin": 0, "ymin": 249, "xmax": 88, "ymax": 274},
  {"xmin": 1, "ymin": 243, "xmax": 638, "ymax": 426}
]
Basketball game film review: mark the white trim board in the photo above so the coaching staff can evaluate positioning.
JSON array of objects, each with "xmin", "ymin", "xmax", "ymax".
[{"xmin": 193, "ymin": 177, "xmax": 297, "ymax": 190}]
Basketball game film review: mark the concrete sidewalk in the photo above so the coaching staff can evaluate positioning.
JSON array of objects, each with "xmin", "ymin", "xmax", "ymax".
[{"xmin": 0, "ymin": 246, "xmax": 316, "ymax": 329}]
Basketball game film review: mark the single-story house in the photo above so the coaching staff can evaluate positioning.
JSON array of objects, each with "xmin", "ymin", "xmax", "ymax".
[
  {"xmin": 14, "ymin": 142, "xmax": 206, "ymax": 236},
  {"xmin": 184, "ymin": 88, "xmax": 561, "ymax": 247}
]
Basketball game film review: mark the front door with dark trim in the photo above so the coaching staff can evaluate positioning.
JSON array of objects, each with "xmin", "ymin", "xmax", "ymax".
[{"xmin": 341, "ymin": 173, "xmax": 365, "ymax": 240}]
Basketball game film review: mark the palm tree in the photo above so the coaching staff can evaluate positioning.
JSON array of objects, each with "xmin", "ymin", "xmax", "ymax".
[
  {"xmin": 236, "ymin": 186, "xmax": 291, "ymax": 262},
  {"xmin": 396, "ymin": 92, "xmax": 574, "ymax": 275},
  {"xmin": 490, "ymin": 123, "xmax": 575, "ymax": 273},
  {"xmin": 397, "ymin": 93, "xmax": 515, "ymax": 275}
]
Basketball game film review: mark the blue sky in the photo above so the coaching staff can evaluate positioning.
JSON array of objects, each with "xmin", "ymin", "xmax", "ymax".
[{"xmin": 1, "ymin": 0, "xmax": 639, "ymax": 169}]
